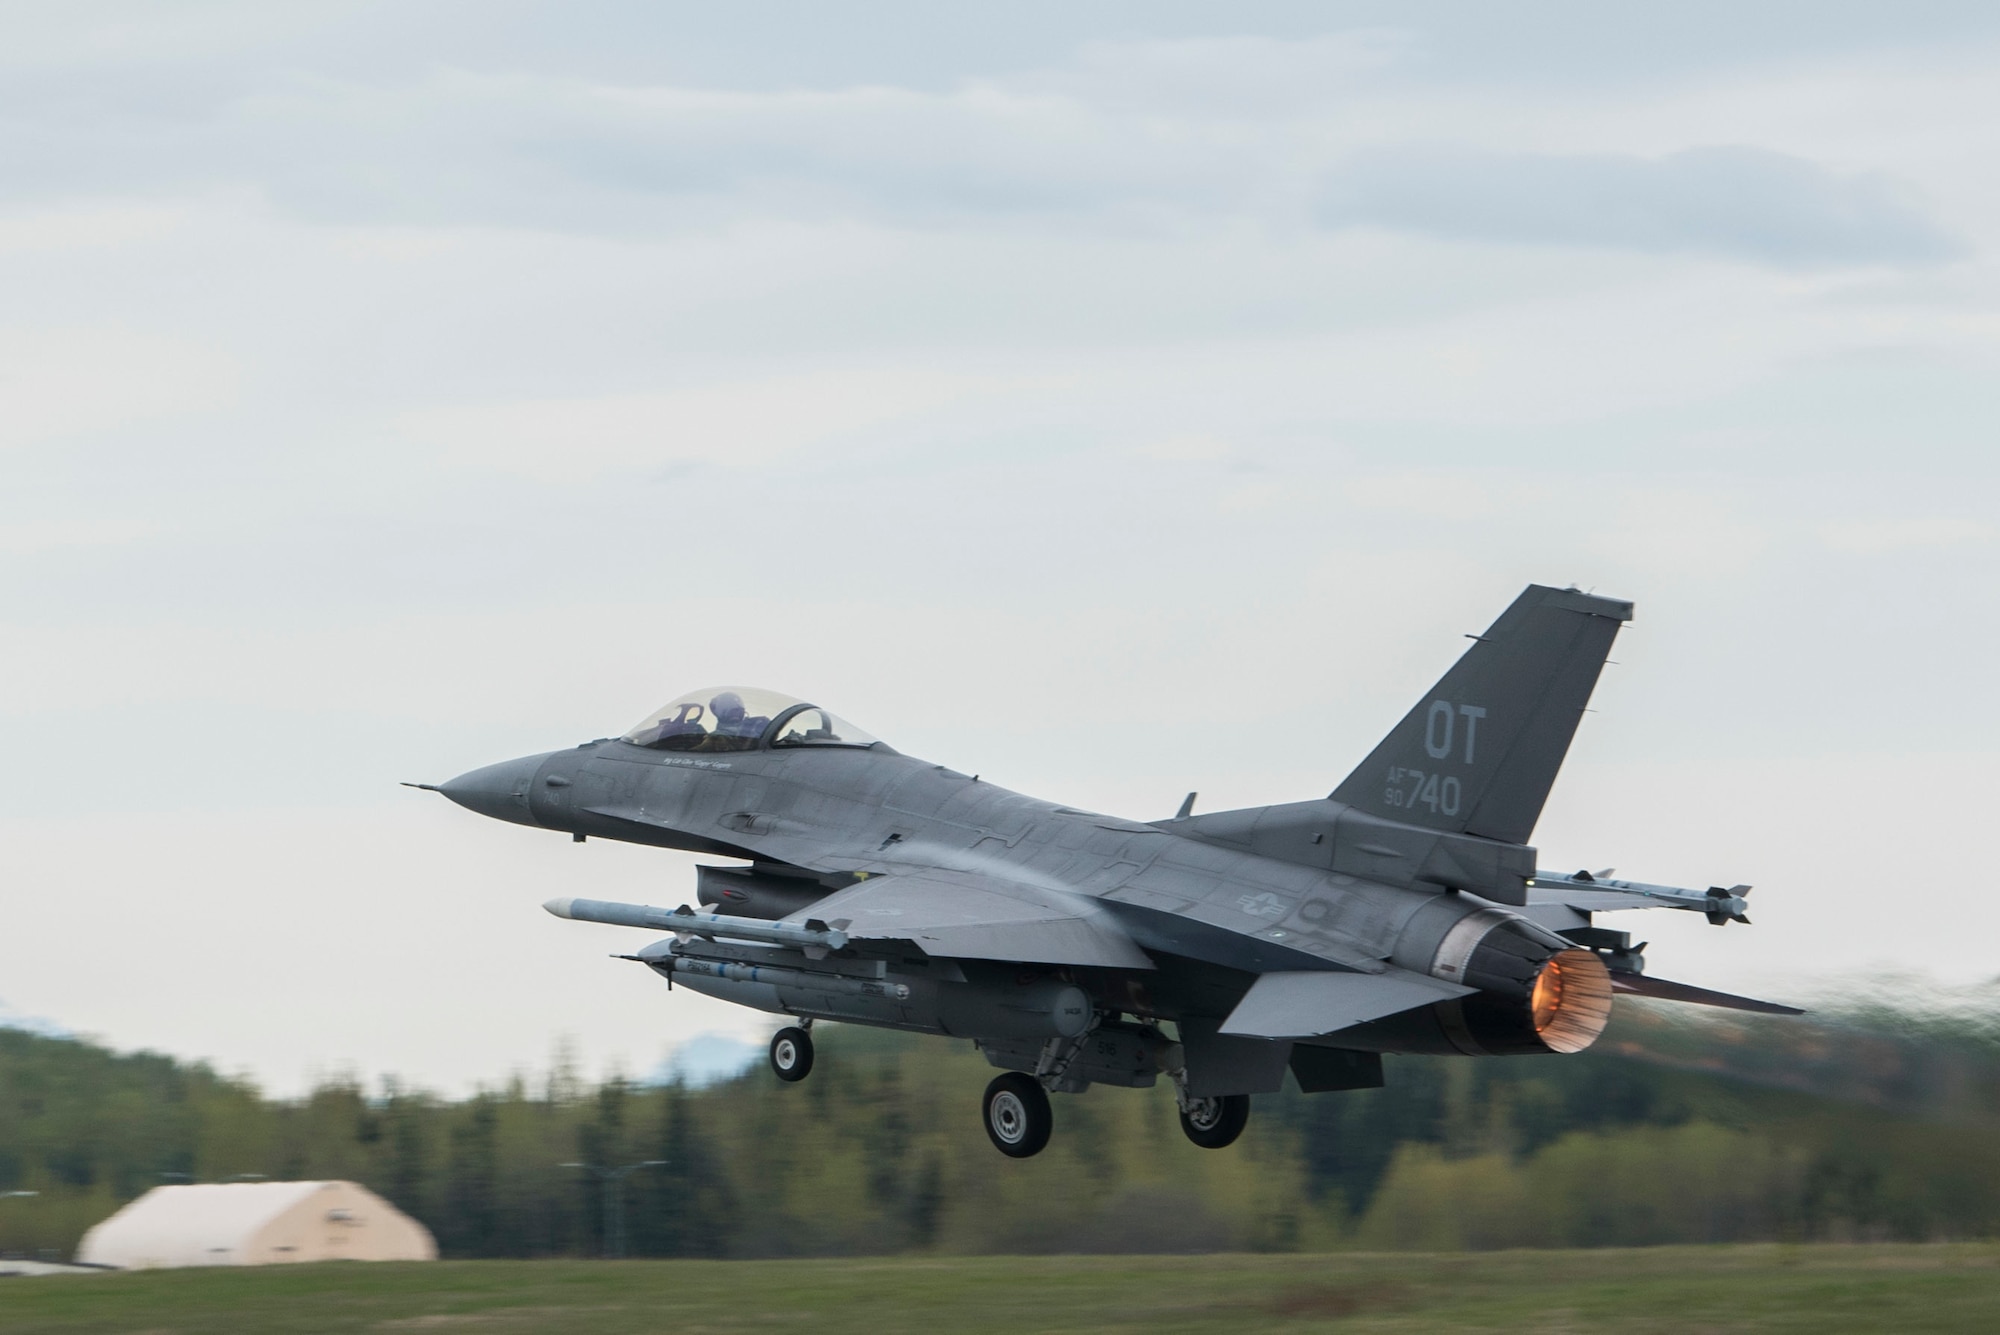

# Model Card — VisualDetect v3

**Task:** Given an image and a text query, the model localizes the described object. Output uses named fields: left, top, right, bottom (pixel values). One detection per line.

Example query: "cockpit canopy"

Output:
left=620, top=687, right=881, bottom=754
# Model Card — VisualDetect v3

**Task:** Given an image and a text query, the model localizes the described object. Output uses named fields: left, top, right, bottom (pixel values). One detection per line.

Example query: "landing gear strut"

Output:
left=982, top=1072, right=1053, bottom=1158
left=1177, top=1092, right=1250, bottom=1149
left=769, top=1026, right=814, bottom=1082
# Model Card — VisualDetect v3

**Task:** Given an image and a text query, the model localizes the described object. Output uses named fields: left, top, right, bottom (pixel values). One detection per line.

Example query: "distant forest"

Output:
left=4, top=995, right=1999, bottom=1259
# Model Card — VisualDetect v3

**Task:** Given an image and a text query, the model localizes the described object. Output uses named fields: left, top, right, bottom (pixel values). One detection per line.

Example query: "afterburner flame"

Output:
left=1529, top=948, right=1615, bottom=1054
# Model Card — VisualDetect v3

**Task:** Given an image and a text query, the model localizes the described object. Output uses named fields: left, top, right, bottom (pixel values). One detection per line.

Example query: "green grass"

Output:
left=4, top=1246, right=1999, bottom=1333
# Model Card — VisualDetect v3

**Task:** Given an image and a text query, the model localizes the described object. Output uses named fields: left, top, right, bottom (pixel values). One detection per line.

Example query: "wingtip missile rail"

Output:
left=543, top=897, right=851, bottom=951
left=1531, top=871, right=1752, bottom=925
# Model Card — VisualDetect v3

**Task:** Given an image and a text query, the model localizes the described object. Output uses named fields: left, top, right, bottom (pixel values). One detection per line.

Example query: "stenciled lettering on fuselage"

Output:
left=1384, top=700, right=1486, bottom=817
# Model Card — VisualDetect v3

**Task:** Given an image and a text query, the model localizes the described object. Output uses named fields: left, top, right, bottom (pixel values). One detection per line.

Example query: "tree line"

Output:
left=3, top=994, right=1998, bottom=1260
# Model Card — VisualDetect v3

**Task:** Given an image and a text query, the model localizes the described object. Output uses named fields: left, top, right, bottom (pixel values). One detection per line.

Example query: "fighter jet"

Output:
left=416, top=585, right=1796, bottom=1158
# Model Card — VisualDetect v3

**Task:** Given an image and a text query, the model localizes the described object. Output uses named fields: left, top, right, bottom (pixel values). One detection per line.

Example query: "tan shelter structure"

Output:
left=76, top=1181, right=436, bottom=1269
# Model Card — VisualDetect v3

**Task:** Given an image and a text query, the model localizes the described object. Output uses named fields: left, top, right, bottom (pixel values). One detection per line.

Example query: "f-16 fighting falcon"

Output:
left=415, top=585, right=1797, bottom=1158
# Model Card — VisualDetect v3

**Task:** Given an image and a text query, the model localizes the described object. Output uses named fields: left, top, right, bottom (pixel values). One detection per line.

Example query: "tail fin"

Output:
left=1330, top=585, right=1632, bottom=846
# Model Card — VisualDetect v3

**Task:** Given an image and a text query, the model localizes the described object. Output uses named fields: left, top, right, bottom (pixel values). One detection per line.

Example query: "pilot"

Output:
left=709, top=691, right=770, bottom=742
left=648, top=701, right=705, bottom=745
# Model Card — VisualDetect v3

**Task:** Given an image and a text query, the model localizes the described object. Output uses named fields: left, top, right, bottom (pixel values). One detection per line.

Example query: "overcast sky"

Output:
left=3, top=2, right=1997, bottom=1095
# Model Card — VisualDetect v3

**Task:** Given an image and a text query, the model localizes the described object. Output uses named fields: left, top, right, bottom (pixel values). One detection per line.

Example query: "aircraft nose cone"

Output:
left=439, top=752, right=555, bottom=828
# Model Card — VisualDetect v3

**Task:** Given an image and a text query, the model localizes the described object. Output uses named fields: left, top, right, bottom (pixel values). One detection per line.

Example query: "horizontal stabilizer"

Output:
left=1611, top=973, right=1803, bottom=1015
left=1220, top=969, right=1473, bottom=1038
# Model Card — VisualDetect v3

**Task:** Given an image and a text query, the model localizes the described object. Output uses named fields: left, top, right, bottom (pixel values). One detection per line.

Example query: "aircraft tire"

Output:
left=1178, top=1093, right=1249, bottom=1149
left=982, top=1072, right=1053, bottom=1158
left=769, top=1027, right=814, bottom=1082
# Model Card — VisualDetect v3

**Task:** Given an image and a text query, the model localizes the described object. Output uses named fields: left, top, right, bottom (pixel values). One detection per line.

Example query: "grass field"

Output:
left=3, top=1245, right=1998, bottom=1333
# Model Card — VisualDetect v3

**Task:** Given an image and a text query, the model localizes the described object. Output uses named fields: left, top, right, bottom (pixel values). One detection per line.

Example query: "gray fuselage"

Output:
left=451, top=731, right=1565, bottom=1062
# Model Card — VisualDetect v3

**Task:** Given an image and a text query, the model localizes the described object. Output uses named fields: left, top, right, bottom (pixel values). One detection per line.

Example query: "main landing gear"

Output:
left=979, top=1076, right=1250, bottom=1158
left=769, top=1024, right=814, bottom=1082
left=768, top=1020, right=1251, bottom=1158
left=1177, top=1092, right=1250, bottom=1149
left=982, top=1073, right=1053, bottom=1158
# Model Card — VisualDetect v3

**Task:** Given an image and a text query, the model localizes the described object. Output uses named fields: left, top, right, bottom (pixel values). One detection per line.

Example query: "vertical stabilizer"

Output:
left=1330, top=585, right=1632, bottom=846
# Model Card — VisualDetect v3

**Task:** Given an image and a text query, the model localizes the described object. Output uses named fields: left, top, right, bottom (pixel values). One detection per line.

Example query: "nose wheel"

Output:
left=769, top=1026, right=814, bottom=1082
left=982, top=1073, right=1053, bottom=1158
left=1178, top=1093, right=1249, bottom=1149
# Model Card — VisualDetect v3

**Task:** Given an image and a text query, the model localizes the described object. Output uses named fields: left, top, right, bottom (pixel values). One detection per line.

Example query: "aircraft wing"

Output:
left=1219, top=969, right=1474, bottom=1038
left=796, top=870, right=1157, bottom=970
left=581, top=802, right=1154, bottom=968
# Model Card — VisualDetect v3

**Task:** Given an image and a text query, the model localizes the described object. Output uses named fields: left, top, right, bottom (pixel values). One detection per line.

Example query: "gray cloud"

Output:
left=1317, top=146, right=1966, bottom=268
left=0, top=12, right=1974, bottom=271
left=5, top=67, right=1964, bottom=274
left=0, top=67, right=1259, bottom=233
